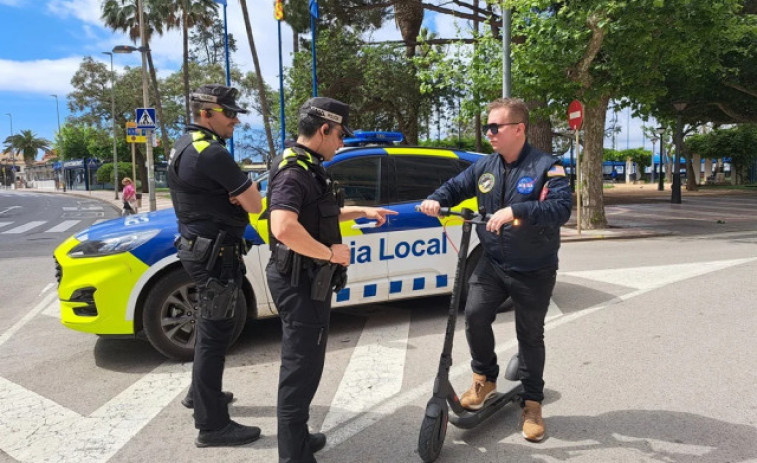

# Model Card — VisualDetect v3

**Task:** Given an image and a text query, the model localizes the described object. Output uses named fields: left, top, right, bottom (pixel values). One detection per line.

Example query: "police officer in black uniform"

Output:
left=168, top=84, right=263, bottom=447
left=266, top=97, right=397, bottom=463
left=420, top=98, right=572, bottom=443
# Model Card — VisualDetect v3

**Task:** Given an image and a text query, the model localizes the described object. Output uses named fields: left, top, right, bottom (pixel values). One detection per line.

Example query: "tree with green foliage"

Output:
left=687, top=125, right=757, bottom=184
left=189, top=16, right=237, bottom=66
left=3, top=130, right=51, bottom=166
left=162, top=0, right=219, bottom=124
left=101, top=0, right=172, bottom=154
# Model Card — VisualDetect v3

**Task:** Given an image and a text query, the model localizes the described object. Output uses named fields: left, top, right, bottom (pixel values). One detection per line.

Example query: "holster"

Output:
left=311, top=263, right=339, bottom=302
left=273, top=243, right=293, bottom=273
left=175, top=236, right=213, bottom=263
left=199, top=277, right=238, bottom=320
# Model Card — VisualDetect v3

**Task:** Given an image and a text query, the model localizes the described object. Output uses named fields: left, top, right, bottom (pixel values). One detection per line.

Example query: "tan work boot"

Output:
left=521, top=400, right=545, bottom=442
left=459, top=373, right=496, bottom=410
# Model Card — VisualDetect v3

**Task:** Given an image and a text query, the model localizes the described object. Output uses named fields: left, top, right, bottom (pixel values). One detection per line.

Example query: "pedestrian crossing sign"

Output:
left=136, top=108, right=156, bottom=129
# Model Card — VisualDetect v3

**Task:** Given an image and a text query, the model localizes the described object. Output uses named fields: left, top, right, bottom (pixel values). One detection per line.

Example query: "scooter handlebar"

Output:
left=415, top=205, right=490, bottom=223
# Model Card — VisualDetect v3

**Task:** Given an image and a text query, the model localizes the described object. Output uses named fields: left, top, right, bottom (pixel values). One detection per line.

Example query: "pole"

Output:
left=278, top=19, right=286, bottom=149
left=131, top=142, right=137, bottom=189
left=311, top=14, right=318, bottom=97
left=658, top=132, right=665, bottom=191
left=5, top=113, right=14, bottom=187
left=502, top=4, right=511, bottom=98
left=51, top=94, right=63, bottom=190
left=650, top=138, right=657, bottom=185
left=671, top=113, right=682, bottom=203
left=138, top=0, right=156, bottom=211
left=569, top=132, right=575, bottom=192
left=103, top=52, right=119, bottom=199
left=221, top=2, right=234, bottom=160
left=575, top=129, right=581, bottom=235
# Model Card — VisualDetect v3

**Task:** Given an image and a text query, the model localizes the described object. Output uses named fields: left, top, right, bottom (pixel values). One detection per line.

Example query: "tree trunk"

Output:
left=526, top=99, right=551, bottom=154
left=146, top=50, right=172, bottom=157
left=182, top=4, right=191, bottom=126
left=394, top=0, right=424, bottom=58
left=580, top=96, right=609, bottom=229
left=240, top=0, right=276, bottom=163
left=292, top=28, right=299, bottom=54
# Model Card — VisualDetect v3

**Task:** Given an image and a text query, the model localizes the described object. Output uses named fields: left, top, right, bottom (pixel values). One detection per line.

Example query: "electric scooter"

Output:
left=416, top=206, right=523, bottom=463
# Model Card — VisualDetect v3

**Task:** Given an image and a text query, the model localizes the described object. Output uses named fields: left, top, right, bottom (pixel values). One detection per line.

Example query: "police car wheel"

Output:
left=142, top=268, right=248, bottom=361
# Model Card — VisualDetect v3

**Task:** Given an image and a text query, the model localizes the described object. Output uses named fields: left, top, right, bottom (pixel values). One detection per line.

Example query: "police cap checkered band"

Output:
left=299, top=97, right=354, bottom=137
left=190, top=84, right=248, bottom=114
left=306, top=106, right=343, bottom=124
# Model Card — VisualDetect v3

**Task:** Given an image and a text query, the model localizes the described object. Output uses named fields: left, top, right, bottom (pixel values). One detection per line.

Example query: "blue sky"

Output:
left=0, top=0, right=650, bottom=159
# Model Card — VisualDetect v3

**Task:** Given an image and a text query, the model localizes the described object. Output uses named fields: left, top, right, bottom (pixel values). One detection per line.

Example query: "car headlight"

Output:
left=67, top=229, right=161, bottom=258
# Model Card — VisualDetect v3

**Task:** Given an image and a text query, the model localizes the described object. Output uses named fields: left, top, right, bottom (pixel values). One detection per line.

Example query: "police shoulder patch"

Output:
left=478, top=173, right=496, bottom=193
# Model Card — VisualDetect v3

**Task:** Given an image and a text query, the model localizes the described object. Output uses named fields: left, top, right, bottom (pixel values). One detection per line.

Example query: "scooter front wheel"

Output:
left=418, top=401, right=448, bottom=462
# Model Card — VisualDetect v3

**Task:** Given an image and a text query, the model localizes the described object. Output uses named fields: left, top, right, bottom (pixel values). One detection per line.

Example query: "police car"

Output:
left=54, top=134, right=484, bottom=360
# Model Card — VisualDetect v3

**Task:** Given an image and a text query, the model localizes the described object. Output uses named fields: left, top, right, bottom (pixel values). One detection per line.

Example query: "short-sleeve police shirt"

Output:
left=268, top=146, right=325, bottom=218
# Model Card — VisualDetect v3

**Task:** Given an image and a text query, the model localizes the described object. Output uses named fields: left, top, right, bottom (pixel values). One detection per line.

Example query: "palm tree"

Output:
left=239, top=0, right=276, bottom=162
left=164, top=0, right=219, bottom=124
left=101, top=0, right=171, bottom=155
left=4, top=130, right=51, bottom=166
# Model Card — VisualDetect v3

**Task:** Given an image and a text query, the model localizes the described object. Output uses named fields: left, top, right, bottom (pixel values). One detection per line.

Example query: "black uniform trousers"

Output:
left=266, top=262, right=331, bottom=463
left=181, top=249, right=242, bottom=431
left=464, top=255, right=557, bottom=403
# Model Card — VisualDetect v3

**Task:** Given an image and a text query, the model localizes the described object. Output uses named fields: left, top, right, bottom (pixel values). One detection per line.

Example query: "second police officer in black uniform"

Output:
left=168, top=84, right=263, bottom=447
left=266, top=97, right=397, bottom=463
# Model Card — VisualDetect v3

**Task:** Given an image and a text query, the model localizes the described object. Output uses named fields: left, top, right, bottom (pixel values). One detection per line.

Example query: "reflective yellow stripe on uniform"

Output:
left=279, top=148, right=310, bottom=171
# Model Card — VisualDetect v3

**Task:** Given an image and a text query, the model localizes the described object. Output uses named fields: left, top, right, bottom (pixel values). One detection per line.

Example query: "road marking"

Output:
left=0, top=290, right=56, bottom=349
left=63, top=206, right=103, bottom=211
left=321, top=257, right=757, bottom=451
left=45, top=220, right=81, bottom=233
left=562, top=258, right=756, bottom=291
left=2, top=220, right=46, bottom=234
left=0, top=362, right=192, bottom=463
left=0, top=206, right=21, bottom=215
left=321, top=309, right=411, bottom=433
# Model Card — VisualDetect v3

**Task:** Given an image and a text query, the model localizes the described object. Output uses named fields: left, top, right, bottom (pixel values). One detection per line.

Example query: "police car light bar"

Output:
left=343, top=131, right=404, bottom=147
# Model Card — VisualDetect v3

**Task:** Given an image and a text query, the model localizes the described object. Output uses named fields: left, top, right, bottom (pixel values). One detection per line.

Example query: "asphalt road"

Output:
left=0, top=190, right=755, bottom=463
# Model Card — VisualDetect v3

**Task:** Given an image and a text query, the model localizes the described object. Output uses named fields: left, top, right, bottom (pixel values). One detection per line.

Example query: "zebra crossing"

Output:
left=0, top=218, right=107, bottom=235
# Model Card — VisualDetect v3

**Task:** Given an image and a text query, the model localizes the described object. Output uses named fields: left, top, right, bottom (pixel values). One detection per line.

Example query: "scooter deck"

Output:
left=448, top=382, right=524, bottom=429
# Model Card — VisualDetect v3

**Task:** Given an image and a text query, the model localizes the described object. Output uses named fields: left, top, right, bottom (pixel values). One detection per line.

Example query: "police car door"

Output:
left=383, top=151, right=471, bottom=302
left=327, top=153, right=391, bottom=306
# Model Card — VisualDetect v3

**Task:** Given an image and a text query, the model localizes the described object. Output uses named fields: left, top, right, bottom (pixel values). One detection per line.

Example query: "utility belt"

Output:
left=175, top=230, right=244, bottom=271
left=272, top=242, right=348, bottom=302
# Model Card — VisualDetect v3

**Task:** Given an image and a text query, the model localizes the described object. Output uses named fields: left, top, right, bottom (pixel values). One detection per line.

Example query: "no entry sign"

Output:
left=568, top=100, right=583, bottom=130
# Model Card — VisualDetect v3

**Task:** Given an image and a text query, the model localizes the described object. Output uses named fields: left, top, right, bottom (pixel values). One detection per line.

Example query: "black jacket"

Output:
left=428, top=143, right=572, bottom=271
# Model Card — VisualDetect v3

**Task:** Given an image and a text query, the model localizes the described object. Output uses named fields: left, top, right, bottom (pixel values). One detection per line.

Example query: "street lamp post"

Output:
left=671, top=102, right=687, bottom=204
left=656, top=127, right=665, bottom=191
left=103, top=52, right=119, bottom=200
left=112, top=0, right=155, bottom=211
left=5, top=113, right=14, bottom=187
left=50, top=94, right=64, bottom=191
left=650, top=135, right=659, bottom=186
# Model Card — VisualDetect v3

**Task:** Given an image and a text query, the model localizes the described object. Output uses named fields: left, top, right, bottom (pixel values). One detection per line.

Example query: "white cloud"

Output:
left=0, top=0, right=24, bottom=6
left=47, top=0, right=103, bottom=25
left=0, top=57, right=81, bottom=94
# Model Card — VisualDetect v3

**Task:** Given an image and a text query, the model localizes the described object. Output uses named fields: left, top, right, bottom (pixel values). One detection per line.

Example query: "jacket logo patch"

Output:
left=517, top=177, right=535, bottom=194
left=548, top=165, right=566, bottom=177
left=478, top=173, right=495, bottom=193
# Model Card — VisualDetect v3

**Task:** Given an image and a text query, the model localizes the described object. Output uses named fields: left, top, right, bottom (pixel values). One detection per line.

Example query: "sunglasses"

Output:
left=483, top=122, right=522, bottom=135
left=207, top=107, right=239, bottom=119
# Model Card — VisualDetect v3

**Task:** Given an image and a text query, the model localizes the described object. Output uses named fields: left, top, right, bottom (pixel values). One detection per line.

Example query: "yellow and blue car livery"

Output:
left=54, top=144, right=484, bottom=359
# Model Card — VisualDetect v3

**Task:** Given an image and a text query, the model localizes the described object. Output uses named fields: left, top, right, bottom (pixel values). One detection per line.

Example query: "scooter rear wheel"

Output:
left=418, top=407, right=448, bottom=462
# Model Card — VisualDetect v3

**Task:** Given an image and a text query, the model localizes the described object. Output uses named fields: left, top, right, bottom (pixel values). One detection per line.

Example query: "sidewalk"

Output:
left=23, top=185, right=665, bottom=242
left=26, top=185, right=173, bottom=212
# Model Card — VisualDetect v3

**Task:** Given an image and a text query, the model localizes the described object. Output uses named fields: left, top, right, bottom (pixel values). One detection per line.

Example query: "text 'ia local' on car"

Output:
left=54, top=133, right=485, bottom=360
